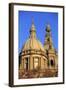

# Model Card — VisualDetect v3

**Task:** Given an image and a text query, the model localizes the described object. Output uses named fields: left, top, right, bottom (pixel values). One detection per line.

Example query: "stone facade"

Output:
left=19, top=20, right=58, bottom=79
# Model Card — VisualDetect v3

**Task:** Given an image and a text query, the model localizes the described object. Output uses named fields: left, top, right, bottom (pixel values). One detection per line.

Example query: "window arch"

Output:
left=47, top=38, right=50, bottom=41
left=50, top=60, right=54, bottom=66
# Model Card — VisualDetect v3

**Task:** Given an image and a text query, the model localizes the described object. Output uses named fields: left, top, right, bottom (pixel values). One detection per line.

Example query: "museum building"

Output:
left=19, top=20, right=58, bottom=78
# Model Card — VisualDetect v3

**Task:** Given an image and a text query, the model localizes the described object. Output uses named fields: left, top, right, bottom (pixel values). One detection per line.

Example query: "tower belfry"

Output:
left=44, top=24, right=54, bottom=50
left=44, top=24, right=57, bottom=69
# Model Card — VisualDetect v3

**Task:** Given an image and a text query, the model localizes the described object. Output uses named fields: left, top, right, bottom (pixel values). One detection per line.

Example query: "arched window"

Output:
left=51, top=60, right=54, bottom=66
left=47, top=38, right=50, bottom=41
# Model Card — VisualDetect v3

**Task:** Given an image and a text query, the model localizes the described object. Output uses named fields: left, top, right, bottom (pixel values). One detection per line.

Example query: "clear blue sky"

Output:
left=18, top=11, right=58, bottom=53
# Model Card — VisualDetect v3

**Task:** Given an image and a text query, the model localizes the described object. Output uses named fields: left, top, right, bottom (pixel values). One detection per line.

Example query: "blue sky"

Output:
left=18, top=11, right=58, bottom=53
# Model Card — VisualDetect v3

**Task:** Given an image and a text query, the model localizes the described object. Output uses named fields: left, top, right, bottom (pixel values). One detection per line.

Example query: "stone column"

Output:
left=29, top=55, right=33, bottom=70
left=41, top=57, right=44, bottom=70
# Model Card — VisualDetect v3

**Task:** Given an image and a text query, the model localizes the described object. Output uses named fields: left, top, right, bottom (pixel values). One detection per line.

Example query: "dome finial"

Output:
left=30, top=18, right=36, bottom=38
left=30, top=18, right=36, bottom=32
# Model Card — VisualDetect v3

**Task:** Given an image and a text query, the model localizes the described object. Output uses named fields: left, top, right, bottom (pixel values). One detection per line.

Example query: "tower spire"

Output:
left=46, top=24, right=51, bottom=32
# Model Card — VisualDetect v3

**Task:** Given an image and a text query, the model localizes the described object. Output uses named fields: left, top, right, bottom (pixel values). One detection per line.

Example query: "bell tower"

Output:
left=44, top=24, right=58, bottom=69
left=44, top=24, right=54, bottom=50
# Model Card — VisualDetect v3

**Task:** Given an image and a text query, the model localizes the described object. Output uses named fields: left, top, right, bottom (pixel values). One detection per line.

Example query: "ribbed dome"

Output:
left=22, top=38, right=45, bottom=52
left=21, top=19, right=45, bottom=52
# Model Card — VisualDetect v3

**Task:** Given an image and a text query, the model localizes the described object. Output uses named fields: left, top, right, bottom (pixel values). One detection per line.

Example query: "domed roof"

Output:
left=22, top=38, right=45, bottom=52
left=22, top=19, right=45, bottom=52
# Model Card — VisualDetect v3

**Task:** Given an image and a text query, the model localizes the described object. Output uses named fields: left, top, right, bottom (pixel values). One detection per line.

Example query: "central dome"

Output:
left=22, top=19, right=45, bottom=52
left=22, top=38, right=44, bottom=51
